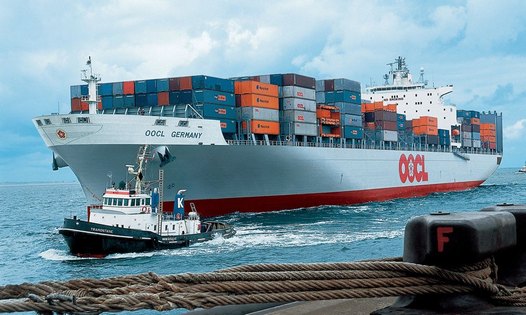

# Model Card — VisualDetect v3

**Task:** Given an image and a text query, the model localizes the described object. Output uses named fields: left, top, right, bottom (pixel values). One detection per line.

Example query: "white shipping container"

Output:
left=281, top=122, right=317, bottom=136
left=463, top=139, right=473, bottom=147
left=472, top=140, right=481, bottom=148
left=342, top=114, right=362, bottom=127
left=281, top=86, right=316, bottom=100
left=238, top=107, right=279, bottom=122
left=259, top=75, right=271, bottom=84
left=282, top=110, right=317, bottom=123
left=376, top=130, right=398, bottom=142
left=282, top=98, right=316, bottom=112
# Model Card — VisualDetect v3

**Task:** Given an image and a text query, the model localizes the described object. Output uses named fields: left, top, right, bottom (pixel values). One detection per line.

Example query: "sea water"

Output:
left=1, top=167, right=525, bottom=313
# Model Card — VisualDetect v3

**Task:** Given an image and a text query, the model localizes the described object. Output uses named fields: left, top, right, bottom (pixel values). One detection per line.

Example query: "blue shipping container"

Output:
left=146, top=80, right=157, bottom=93
left=70, top=85, right=82, bottom=98
left=80, top=84, right=88, bottom=96
left=169, top=91, right=180, bottom=105
left=219, top=119, right=236, bottom=133
left=438, top=129, right=450, bottom=138
left=397, top=114, right=406, bottom=122
left=191, top=75, right=235, bottom=93
left=332, top=102, right=361, bottom=115
left=179, top=90, right=193, bottom=104
left=113, top=95, right=125, bottom=108
left=343, top=126, right=364, bottom=139
left=331, top=90, right=361, bottom=104
left=99, top=83, right=114, bottom=96
left=113, top=82, right=123, bottom=95
left=135, top=81, right=147, bottom=94
left=157, top=78, right=169, bottom=92
left=124, top=95, right=135, bottom=107
left=269, top=74, right=283, bottom=86
left=135, top=94, right=147, bottom=108
left=193, top=90, right=235, bottom=106
left=147, top=93, right=158, bottom=107
left=201, top=104, right=236, bottom=120
left=101, top=95, right=113, bottom=109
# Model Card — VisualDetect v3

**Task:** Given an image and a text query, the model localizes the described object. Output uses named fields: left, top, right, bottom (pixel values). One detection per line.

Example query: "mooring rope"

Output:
left=0, top=257, right=524, bottom=313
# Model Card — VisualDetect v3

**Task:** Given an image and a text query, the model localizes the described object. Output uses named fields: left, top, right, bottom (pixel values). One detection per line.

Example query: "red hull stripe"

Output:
left=162, top=180, right=484, bottom=218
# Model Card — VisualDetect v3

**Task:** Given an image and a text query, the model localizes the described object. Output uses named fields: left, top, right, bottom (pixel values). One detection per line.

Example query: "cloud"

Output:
left=504, top=119, right=526, bottom=140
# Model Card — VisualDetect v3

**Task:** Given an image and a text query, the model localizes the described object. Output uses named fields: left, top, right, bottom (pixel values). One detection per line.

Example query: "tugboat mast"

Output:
left=81, top=56, right=101, bottom=114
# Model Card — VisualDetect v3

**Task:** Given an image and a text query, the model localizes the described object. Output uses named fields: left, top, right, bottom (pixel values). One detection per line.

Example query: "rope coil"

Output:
left=0, top=257, right=524, bottom=313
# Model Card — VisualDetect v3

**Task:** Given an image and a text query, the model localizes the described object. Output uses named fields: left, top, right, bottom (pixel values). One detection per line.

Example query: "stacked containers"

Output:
left=279, top=74, right=317, bottom=137
left=438, top=129, right=451, bottom=146
left=235, top=80, right=280, bottom=135
left=316, top=105, right=341, bottom=137
left=70, top=84, right=102, bottom=112
left=316, top=78, right=362, bottom=140
left=480, top=123, right=496, bottom=150
left=457, top=110, right=481, bottom=148
left=413, top=116, right=439, bottom=145
left=481, top=111, right=503, bottom=152
left=361, top=101, right=398, bottom=141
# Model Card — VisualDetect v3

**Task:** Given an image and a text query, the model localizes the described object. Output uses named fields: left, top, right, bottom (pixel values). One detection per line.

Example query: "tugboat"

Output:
left=58, top=145, right=235, bottom=257
left=519, top=161, right=526, bottom=173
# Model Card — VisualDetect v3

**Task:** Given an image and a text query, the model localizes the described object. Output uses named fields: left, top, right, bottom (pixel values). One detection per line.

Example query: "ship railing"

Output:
left=226, top=139, right=500, bottom=156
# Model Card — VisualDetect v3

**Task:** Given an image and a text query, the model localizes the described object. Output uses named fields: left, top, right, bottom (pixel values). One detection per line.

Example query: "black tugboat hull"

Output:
left=59, top=218, right=235, bottom=257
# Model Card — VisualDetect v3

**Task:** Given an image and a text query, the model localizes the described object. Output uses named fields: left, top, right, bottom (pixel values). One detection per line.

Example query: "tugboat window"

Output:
left=131, top=199, right=135, bottom=206
left=124, top=199, right=129, bottom=206
left=146, top=198, right=151, bottom=205
left=154, top=225, right=157, bottom=231
left=118, top=199, right=123, bottom=206
left=165, top=225, right=168, bottom=231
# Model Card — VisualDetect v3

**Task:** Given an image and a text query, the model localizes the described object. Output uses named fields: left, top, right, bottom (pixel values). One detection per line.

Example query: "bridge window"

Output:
left=36, top=120, right=43, bottom=126
left=62, top=117, right=71, bottom=124
left=77, top=117, right=90, bottom=123
left=155, top=119, right=166, bottom=126
left=44, top=119, right=52, bottom=125
left=178, top=120, right=189, bottom=127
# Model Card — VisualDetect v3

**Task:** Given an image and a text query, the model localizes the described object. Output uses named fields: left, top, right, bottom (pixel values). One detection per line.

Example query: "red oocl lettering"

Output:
left=398, top=154, right=429, bottom=183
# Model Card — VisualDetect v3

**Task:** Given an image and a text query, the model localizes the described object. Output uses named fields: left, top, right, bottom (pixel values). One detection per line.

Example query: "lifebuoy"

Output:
left=141, top=206, right=149, bottom=214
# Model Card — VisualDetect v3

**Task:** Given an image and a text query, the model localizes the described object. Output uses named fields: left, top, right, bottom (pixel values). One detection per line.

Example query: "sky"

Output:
left=0, top=0, right=525, bottom=183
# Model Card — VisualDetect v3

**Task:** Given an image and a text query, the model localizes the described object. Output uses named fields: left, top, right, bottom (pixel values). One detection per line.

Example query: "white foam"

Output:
left=39, top=249, right=87, bottom=261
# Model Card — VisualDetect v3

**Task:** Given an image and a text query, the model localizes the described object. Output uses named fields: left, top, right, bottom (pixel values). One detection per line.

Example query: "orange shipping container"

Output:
left=480, top=129, right=496, bottom=137
left=317, top=109, right=331, bottom=118
left=481, top=135, right=496, bottom=142
left=158, top=91, right=169, bottom=106
left=413, top=125, right=438, bottom=136
left=480, top=123, right=496, bottom=131
left=179, top=76, right=192, bottom=90
left=239, top=94, right=279, bottom=109
left=470, top=118, right=480, bottom=125
left=242, top=120, right=280, bottom=135
left=364, top=103, right=375, bottom=112
left=413, top=116, right=438, bottom=127
left=384, top=104, right=397, bottom=112
left=123, top=81, right=135, bottom=95
left=235, top=80, right=278, bottom=97
left=373, top=101, right=384, bottom=110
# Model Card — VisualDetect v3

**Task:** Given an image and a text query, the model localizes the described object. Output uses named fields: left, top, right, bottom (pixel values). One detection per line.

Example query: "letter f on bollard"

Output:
left=437, top=226, right=453, bottom=253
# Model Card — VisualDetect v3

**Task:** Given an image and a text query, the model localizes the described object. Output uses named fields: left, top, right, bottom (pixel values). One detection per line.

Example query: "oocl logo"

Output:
left=399, top=154, right=429, bottom=183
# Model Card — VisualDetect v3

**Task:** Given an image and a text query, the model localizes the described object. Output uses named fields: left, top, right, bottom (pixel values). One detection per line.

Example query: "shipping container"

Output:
left=124, top=95, right=135, bottom=107
left=193, top=90, right=235, bottom=106
left=99, top=83, right=113, bottom=96
left=341, top=114, right=362, bottom=127
left=169, top=91, right=179, bottom=105
left=71, top=97, right=81, bottom=111
left=169, top=78, right=180, bottom=91
left=472, top=132, right=481, bottom=140
left=112, top=82, right=123, bottom=95
left=243, top=120, right=280, bottom=135
left=332, top=102, right=361, bottom=115
left=374, top=110, right=397, bottom=122
left=282, top=73, right=316, bottom=89
left=438, top=129, right=450, bottom=138
left=135, top=80, right=147, bottom=94
left=364, top=112, right=375, bottom=123
left=375, top=121, right=398, bottom=131
left=364, top=122, right=376, bottom=130
left=179, top=77, right=193, bottom=90
left=473, top=140, right=481, bottom=148
left=315, top=91, right=326, bottom=104
left=282, top=110, right=317, bottom=123
left=376, top=130, right=398, bottom=142
left=461, top=131, right=472, bottom=140
left=326, top=90, right=361, bottom=104
left=316, top=109, right=331, bottom=119
left=259, top=75, right=271, bottom=83
left=439, top=137, right=451, bottom=146
left=319, top=125, right=341, bottom=137
left=343, top=126, right=364, bottom=139
left=147, top=93, right=158, bottom=107
left=219, top=119, right=237, bottom=133
left=135, top=94, right=147, bottom=108
left=123, top=81, right=135, bottom=95
left=113, top=95, right=124, bottom=108
left=238, top=107, right=279, bottom=122
left=281, top=86, right=316, bottom=100
left=199, top=104, right=236, bottom=120
left=268, top=74, right=283, bottom=86
left=192, top=75, right=234, bottom=93
left=427, top=135, right=439, bottom=145
left=334, top=78, right=361, bottom=93
left=101, top=95, right=113, bottom=109
left=413, top=125, right=438, bottom=136
left=397, top=114, right=406, bottom=122
left=80, top=84, right=88, bottom=96
left=239, top=94, right=279, bottom=109
left=480, top=123, right=496, bottom=131
left=281, top=98, right=316, bottom=112
left=234, top=80, right=278, bottom=97
left=179, top=90, right=193, bottom=104
left=413, top=116, right=438, bottom=127
left=70, top=85, right=82, bottom=98
left=146, top=79, right=157, bottom=94
left=280, top=122, right=317, bottom=136
left=157, top=92, right=169, bottom=106
left=155, top=78, right=169, bottom=92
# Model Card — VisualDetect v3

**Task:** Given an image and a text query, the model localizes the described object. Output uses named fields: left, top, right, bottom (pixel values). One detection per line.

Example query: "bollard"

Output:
left=374, top=211, right=518, bottom=314
left=481, top=203, right=526, bottom=287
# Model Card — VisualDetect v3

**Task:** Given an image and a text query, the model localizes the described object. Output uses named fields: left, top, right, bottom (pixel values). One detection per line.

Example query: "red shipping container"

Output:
left=364, top=122, right=375, bottom=130
left=169, top=77, right=180, bottom=91
left=123, top=81, right=135, bottom=95
left=324, top=79, right=334, bottom=91
left=316, top=109, right=331, bottom=118
left=80, top=100, right=102, bottom=111
left=158, top=92, right=169, bottom=106
left=375, top=121, right=398, bottom=131
left=179, top=76, right=192, bottom=90
left=480, top=123, right=496, bottom=131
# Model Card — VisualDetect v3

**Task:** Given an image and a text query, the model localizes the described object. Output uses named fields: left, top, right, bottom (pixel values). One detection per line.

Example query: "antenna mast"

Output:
left=80, top=56, right=101, bottom=114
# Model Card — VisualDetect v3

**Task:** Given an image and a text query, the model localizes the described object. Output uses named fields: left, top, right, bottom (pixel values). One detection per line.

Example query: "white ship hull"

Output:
left=33, top=114, right=501, bottom=217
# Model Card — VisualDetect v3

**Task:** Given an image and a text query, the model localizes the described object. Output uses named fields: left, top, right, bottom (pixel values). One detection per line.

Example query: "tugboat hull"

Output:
left=59, top=218, right=235, bottom=257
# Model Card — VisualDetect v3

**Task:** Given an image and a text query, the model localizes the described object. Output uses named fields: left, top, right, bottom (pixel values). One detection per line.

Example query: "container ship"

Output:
left=33, top=57, right=503, bottom=217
